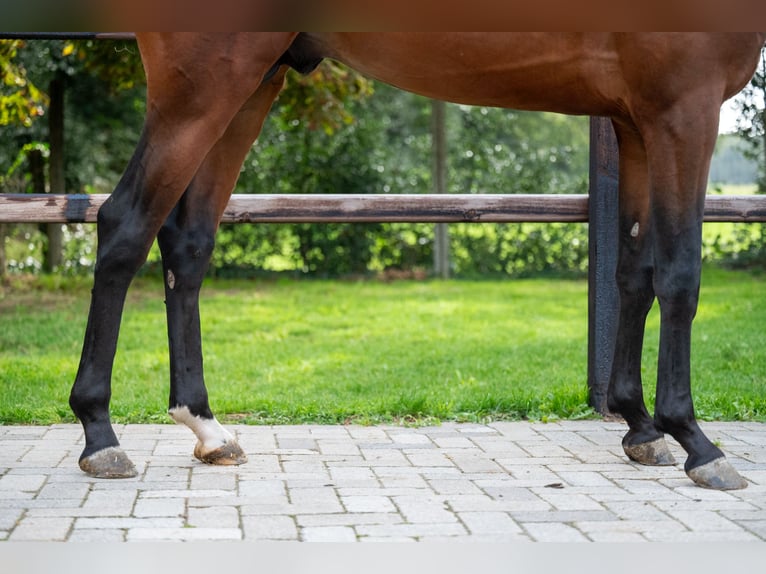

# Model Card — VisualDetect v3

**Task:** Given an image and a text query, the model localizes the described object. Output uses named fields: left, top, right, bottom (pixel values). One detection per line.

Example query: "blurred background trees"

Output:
left=1, top=39, right=764, bottom=279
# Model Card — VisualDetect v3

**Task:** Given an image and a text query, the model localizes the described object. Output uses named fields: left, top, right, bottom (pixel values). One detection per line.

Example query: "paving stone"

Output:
left=512, top=510, right=616, bottom=523
left=36, top=481, right=90, bottom=502
left=288, top=487, right=343, bottom=513
left=432, top=437, right=475, bottom=449
left=448, top=454, right=505, bottom=474
left=187, top=505, right=240, bottom=529
left=531, top=489, right=605, bottom=511
left=9, top=516, right=73, bottom=541
left=74, top=517, right=185, bottom=529
left=329, top=466, right=377, bottom=482
left=361, top=448, right=411, bottom=466
left=242, top=514, right=298, bottom=540
left=429, top=479, right=483, bottom=495
left=81, top=489, right=137, bottom=516
left=189, top=469, right=238, bottom=491
left=586, top=530, right=648, bottom=542
left=67, top=528, right=126, bottom=542
left=643, top=529, right=761, bottom=542
left=406, top=451, right=454, bottom=467
left=574, top=519, right=688, bottom=537
left=394, top=495, right=457, bottom=523
left=356, top=522, right=467, bottom=539
left=670, top=509, right=748, bottom=532
left=522, top=522, right=589, bottom=542
left=127, top=527, right=242, bottom=541
left=447, top=493, right=551, bottom=513
left=0, top=508, right=23, bottom=530
left=297, top=513, right=404, bottom=527
left=341, top=495, right=397, bottom=513
left=317, top=440, right=361, bottom=456
left=2, top=421, right=766, bottom=542
left=389, top=432, right=433, bottom=446
left=133, top=497, right=185, bottom=518
left=0, top=474, right=47, bottom=492
left=301, top=525, right=357, bottom=541
left=458, top=511, right=522, bottom=535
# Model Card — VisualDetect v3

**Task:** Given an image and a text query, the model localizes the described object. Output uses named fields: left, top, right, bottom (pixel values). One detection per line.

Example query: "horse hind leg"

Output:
left=158, top=67, right=289, bottom=467
left=642, top=104, right=746, bottom=490
left=158, top=198, right=246, bottom=467
left=606, top=121, right=675, bottom=468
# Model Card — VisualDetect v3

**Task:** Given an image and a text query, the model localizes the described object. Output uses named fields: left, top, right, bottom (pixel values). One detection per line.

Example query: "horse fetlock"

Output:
left=686, top=457, right=748, bottom=490
left=79, top=447, right=138, bottom=479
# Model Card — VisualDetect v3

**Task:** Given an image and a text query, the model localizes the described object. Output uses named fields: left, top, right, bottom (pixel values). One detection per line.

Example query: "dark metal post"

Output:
left=432, top=99, right=450, bottom=278
left=587, top=117, right=620, bottom=414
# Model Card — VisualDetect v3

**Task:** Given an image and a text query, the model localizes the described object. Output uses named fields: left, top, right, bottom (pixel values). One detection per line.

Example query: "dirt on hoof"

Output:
left=79, top=447, right=138, bottom=479
left=193, top=440, right=247, bottom=466
left=623, top=436, right=677, bottom=466
left=687, top=457, right=748, bottom=490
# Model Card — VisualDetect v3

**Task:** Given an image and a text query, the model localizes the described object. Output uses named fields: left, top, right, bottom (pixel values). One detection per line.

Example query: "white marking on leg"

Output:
left=630, top=222, right=640, bottom=237
left=169, top=406, right=234, bottom=451
left=167, top=269, right=176, bottom=289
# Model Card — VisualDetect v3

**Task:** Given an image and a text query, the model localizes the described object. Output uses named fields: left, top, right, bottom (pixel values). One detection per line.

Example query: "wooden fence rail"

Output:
left=2, top=192, right=766, bottom=225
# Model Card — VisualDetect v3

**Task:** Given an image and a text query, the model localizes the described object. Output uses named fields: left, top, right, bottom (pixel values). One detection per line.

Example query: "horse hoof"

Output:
left=193, top=440, right=247, bottom=466
left=79, top=447, right=138, bottom=479
left=623, top=436, right=677, bottom=466
left=687, top=457, right=748, bottom=490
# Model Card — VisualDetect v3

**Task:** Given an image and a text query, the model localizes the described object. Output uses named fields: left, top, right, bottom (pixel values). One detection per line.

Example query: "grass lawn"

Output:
left=0, top=266, right=764, bottom=425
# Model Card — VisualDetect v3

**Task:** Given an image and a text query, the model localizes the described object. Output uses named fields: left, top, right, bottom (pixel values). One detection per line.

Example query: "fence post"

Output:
left=432, top=99, right=450, bottom=278
left=587, top=117, right=620, bottom=414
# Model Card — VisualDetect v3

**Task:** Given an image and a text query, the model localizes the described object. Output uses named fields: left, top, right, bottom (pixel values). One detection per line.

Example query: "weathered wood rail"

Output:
left=2, top=192, right=765, bottom=225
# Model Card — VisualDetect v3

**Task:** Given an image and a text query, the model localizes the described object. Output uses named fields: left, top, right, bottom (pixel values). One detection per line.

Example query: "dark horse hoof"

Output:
left=79, top=447, right=138, bottom=479
left=623, top=436, right=677, bottom=466
left=193, top=440, right=247, bottom=466
left=687, top=457, right=748, bottom=490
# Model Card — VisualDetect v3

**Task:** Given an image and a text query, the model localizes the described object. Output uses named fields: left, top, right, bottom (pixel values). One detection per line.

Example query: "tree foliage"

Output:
left=0, top=40, right=48, bottom=128
left=734, top=47, right=766, bottom=192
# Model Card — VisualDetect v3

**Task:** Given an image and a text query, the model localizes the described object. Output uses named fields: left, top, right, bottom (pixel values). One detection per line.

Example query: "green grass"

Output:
left=1, top=267, right=765, bottom=425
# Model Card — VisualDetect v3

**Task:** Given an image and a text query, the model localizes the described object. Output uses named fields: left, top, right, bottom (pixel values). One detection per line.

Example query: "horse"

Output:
left=68, top=33, right=765, bottom=489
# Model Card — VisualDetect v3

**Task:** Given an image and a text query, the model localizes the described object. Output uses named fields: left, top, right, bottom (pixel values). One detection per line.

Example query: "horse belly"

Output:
left=314, top=32, right=623, bottom=116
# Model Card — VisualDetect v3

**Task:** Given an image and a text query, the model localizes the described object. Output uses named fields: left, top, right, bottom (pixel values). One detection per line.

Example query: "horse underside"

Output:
left=67, top=33, right=765, bottom=489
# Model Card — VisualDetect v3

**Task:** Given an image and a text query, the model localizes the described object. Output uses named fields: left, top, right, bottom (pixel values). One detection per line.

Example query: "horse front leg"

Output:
left=68, top=34, right=296, bottom=478
left=69, top=132, right=190, bottom=478
left=158, top=68, right=288, bottom=466
left=644, top=107, right=747, bottom=490
left=606, top=122, right=675, bottom=467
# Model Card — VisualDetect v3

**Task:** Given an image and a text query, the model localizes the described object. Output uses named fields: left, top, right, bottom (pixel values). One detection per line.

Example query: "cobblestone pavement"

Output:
left=1, top=420, right=765, bottom=542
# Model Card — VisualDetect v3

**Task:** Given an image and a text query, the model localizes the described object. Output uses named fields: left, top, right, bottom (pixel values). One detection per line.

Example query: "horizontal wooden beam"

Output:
left=0, top=193, right=589, bottom=224
left=1, top=193, right=766, bottom=224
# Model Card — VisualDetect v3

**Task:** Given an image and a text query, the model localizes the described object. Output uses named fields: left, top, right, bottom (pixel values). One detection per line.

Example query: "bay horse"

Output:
left=69, top=33, right=765, bottom=489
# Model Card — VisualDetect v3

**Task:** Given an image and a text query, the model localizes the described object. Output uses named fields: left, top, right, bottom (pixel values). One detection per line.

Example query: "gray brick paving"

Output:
left=0, top=421, right=765, bottom=542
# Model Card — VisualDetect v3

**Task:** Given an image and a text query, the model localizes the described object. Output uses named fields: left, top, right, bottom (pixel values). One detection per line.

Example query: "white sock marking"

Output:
left=169, top=406, right=233, bottom=450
